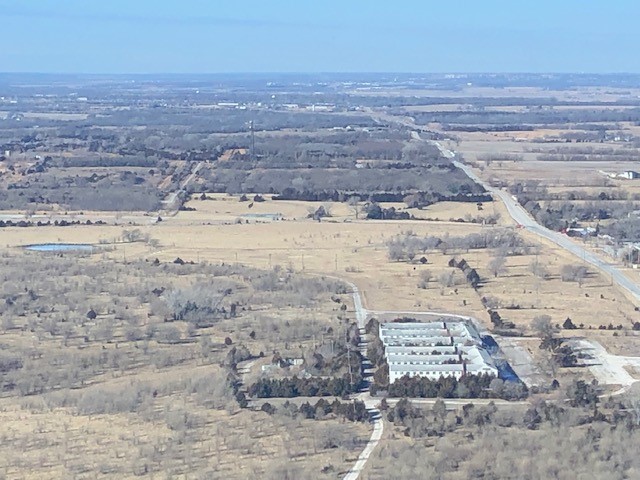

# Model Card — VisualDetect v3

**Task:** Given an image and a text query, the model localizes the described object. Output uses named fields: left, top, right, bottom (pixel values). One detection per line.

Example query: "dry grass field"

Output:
left=0, top=389, right=370, bottom=479
left=7, top=72, right=640, bottom=479
left=3, top=195, right=639, bottom=330
left=0, top=245, right=370, bottom=479
left=3, top=194, right=639, bottom=359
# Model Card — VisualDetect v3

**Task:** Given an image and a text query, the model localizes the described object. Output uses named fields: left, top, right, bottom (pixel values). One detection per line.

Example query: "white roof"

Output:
left=380, top=320, right=497, bottom=383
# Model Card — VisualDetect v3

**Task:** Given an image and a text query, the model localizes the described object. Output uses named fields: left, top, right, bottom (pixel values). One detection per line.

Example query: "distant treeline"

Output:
left=415, top=108, right=640, bottom=126
left=272, top=189, right=492, bottom=204
left=56, top=156, right=163, bottom=168
left=446, top=125, right=535, bottom=132
left=0, top=219, right=107, bottom=228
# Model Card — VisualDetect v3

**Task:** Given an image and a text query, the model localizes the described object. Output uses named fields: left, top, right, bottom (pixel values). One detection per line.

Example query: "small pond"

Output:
left=24, top=243, right=94, bottom=252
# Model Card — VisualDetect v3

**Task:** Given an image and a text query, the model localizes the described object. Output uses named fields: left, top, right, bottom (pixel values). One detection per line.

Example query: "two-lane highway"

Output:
left=430, top=139, right=640, bottom=304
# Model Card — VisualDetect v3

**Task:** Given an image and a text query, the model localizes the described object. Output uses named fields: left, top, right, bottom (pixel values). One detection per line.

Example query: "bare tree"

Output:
left=529, top=259, right=549, bottom=279
left=560, top=264, right=588, bottom=286
left=121, top=229, right=144, bottom=243
left=532, top=314, right=555, bottom=340
left=488, top=255, right=507, bottom=278
left=438, top=271, right=457, bottom=288
left=417, top=270, right=433, bottom=289
left=347, top=196, right=361, bottom=219
left=537, top=348, right=558, bottom=379
left=406, top=246, right=417, bottom=263
left=388, top=243, right=405, bottom=262
left=624, top=383, right=640, bottom=426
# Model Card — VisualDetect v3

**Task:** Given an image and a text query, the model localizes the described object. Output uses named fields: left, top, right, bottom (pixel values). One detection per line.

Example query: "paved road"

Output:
left=342, top=416, right=383, bottom=480
left=568, top=338, right=640, bottom=388
left=341, top=279, right=382, bottom=480
left=429, top=140, right=640, bottom=305
left=384, top=397, right=528, bottom=409
left=236, top=359, right=258, bottom=395
left=161, top=161, right=203, bottom=211
left=348, top=280, right=368, bottom=328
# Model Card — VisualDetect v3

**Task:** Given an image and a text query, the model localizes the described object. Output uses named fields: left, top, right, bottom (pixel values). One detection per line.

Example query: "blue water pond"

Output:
left=24, top=243, right=94, bottom=252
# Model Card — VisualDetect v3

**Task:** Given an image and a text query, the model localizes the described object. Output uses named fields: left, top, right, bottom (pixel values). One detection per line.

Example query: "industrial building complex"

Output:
left=379, top=320, right=499, bottom=383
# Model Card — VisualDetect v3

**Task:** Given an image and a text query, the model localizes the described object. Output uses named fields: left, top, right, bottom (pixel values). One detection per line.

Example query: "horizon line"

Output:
left=2, top=71, right=640, bottom=77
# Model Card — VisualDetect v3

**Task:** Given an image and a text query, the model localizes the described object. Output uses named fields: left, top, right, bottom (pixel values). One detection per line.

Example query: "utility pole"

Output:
left=346, top=328, right=354, bottom=388
left=535, top=248, right=540, bottom=305
left=249, top=120, right=255, bottom=160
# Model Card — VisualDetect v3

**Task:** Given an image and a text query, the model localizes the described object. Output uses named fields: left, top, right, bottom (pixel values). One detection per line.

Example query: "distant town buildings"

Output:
left=379, top=320, right=498, bottom=383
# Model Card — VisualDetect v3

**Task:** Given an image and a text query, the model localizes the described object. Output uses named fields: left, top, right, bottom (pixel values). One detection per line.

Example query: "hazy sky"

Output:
left=2, top=0, right=640, bottom=73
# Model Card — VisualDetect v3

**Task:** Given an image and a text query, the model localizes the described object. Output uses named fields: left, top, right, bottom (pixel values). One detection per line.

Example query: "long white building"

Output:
left=379, top=320, right=498, bottom=383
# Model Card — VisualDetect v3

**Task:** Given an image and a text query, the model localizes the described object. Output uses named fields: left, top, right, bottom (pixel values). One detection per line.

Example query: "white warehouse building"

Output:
left=379, top=320, right=499, bottom=383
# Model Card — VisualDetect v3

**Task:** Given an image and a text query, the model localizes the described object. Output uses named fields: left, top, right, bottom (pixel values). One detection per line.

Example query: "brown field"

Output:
left=0, top=387, right=370, bottom=479
left=407, top=200, right=511, bottom=223
left=0, top=236, right=371, bottom=479
left=3, top=195, right=639, bottom=343
left=447, top=136, right=640, bottom=188
left=7, top=73, right=640, bottom=479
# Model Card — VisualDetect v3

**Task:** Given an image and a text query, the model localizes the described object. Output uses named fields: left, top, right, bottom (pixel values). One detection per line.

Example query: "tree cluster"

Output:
left=387, top=229, right=528, bottom=264
left=248, top=374, right=360, bottom=398
left=365, top=202, right=411, bottom=220
left=0, top=219, right=107, bottom=228
left=260, top=398, right=369, bottom=423
left=448, top=257, right=481, bottom=289
left=388, top=373, right=528, bottom=400
left=534, top=315, right=577, bottom=369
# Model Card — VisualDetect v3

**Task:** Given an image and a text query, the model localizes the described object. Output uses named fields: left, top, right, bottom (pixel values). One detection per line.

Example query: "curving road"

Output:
left=429, top=140, right=640, bottom=305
